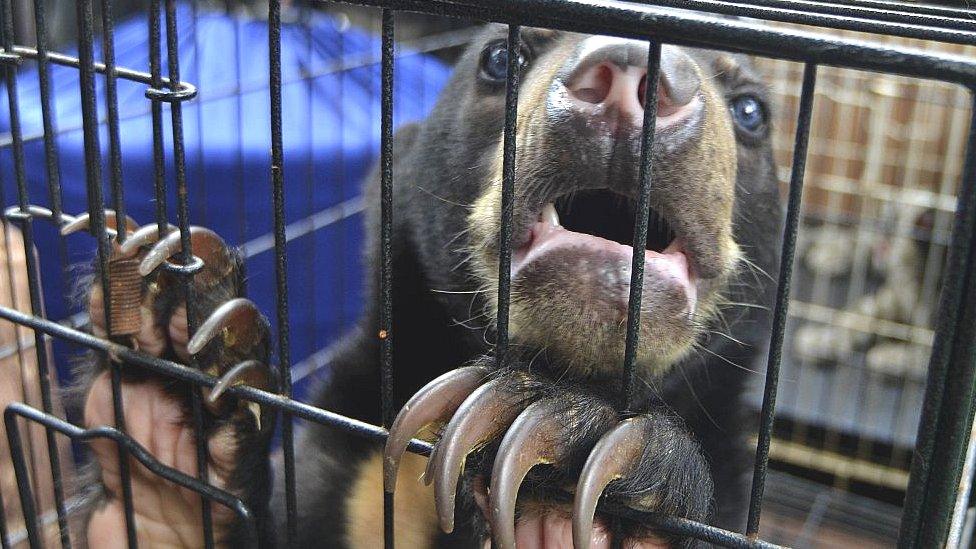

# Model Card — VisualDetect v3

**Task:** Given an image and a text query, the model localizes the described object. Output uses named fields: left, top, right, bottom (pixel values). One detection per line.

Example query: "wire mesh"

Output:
left=0, top=1, right=972, bottom=548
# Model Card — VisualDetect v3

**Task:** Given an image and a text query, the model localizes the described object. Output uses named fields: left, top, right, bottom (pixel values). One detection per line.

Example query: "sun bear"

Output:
left=78, top=25, right=780, bottom=548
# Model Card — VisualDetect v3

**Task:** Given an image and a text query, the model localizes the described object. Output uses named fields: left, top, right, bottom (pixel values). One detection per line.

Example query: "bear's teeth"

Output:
left=541, top=203, right=560, bottom=226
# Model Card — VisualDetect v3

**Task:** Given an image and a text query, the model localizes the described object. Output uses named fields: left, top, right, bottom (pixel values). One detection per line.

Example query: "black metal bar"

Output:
left=746, top=62, right=817, bottom=537
left=0, top=2, right=971, bottom=88
left=325, top=0, right=976, bottom=85
left=5, top=45, right=196, bottom=96
left=99, top=0, right=126, bottom=247
left=34, top=2, right=67, bottom=233
left=4, top=403, right=260, bottom=549
left=4, top=403, right=41, bottom=548
left=899, top=94, right=976, bottom=549
left=161, top=0, right=215, bottom=545
left=380, top=9, right=396, bottom=549
left=0, top=0, right=70, bottom=545
left=621, top=40, right=661, bottom=411
left=742, top=0, right=976, bottom=21
left=0, top=208, right=36, bottom=523
left=148, top=0, right=169, bottom=234
left=712, top=0, right=976, bottom=28
left=30, top=0, right=72, bottom=306
left=73, top=1, right=139, bottom=546
left=0, top=300, right=435, bottom=452
left=267, top=1, right=297, bottom=546
left=606, top=504, right=783, bottom=549
left=493, top=24, right=520, bottom=363
left=634, top=0, right=976, bottom=46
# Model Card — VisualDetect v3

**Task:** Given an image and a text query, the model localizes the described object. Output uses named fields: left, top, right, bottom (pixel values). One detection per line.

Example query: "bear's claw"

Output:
left=428, top=375, right=530, bottom=534
left=573, top=416, right=654, bottom=549
left=382, top=365, right=489, bottom=493
left=118, top=223, right=176, bottom=256
left=489, top=396, right=578, bottom=548
left=67, top=213, right=277, bottom=546
left=189, top=298, right=273, bottom=426
left=386, top=367, right=702, bottom=548
left=138, top=225, right=237, bottom=282
left=60, top=209, right=138, bottom=238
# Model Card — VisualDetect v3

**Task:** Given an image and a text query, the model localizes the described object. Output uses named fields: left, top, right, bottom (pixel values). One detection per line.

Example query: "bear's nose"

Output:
left=564, top=39, right=701, bottom=126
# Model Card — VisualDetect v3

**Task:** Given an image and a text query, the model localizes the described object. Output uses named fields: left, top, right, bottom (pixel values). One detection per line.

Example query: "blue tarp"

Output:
left=0, top=6, right=450, bottom=393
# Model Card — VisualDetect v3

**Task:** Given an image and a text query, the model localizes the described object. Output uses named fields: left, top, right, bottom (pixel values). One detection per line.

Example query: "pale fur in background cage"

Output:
left=752, top=27, right=974, bottom=494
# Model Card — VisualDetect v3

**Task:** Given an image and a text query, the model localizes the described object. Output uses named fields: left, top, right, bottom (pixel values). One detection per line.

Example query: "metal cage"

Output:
left=0, top=0, right=974, bottom=548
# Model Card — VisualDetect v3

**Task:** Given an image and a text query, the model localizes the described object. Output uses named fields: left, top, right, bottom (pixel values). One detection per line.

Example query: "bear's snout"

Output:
left=558, top=38, right=704, bottom=140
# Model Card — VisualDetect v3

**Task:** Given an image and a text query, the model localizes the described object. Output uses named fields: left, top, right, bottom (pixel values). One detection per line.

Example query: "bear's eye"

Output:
left=730, top=94, right=767, bottom=135
left=479, top=39, right=526, bottom=83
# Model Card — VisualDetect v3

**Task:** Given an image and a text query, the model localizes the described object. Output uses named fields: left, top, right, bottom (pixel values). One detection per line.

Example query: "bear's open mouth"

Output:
left=556, top=189, right=676, bottom=252
left=512, top=188, right=697, bottom=313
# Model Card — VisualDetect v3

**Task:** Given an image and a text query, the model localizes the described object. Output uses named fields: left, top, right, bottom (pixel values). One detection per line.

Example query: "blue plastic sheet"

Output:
left=0, top=5, right=450, bottom=392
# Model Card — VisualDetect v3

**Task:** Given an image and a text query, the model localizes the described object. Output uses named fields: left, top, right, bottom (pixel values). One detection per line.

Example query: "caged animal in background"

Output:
left=77, top=26, right=782, bottom=548
left=792, top=203, right=939, bottom=381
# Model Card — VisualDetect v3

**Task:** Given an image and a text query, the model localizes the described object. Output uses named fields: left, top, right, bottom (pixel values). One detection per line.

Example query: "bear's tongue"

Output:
left=512, top=204, right=697, bottom=313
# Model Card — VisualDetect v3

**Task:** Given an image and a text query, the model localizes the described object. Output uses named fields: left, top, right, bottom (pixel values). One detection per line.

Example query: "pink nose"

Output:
left=565, top=44, right=700, bottom=122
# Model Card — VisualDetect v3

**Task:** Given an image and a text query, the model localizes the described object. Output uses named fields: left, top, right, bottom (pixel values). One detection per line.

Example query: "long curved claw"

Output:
left=431, top=377, right=529, bottom=533
left=572, top=417, right=651, bottom=549
left=187, top=298, right=264, bottom=356
left=206, top=359, right=268, bottom=404
left=61, top=210, right=137, bottom=237
left=138, top=226, right=234, bottom=279
left=383, top=366, right=489, bottom=494
left=119, top=223, right=175, bottom=257
left=138, top=229, right=185, bottom=274
left=489, top=397, right=571, bottom=549
left=205, top=359, right=271, bottom=430
left=4, top=205, right=73, bottom=225
left=423, top=439, right=441, bottom=488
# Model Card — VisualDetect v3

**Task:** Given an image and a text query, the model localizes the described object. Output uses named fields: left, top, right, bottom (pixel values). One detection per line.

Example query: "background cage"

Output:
left=0, top=0, right=973, bottom=548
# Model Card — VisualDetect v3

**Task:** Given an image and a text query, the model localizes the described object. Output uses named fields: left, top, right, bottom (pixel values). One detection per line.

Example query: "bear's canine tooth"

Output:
left=541, top=202, right=560, bottom=226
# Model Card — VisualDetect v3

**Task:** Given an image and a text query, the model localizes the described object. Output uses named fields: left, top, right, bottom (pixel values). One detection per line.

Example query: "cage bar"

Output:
left=337, top=0, right=976, bottom=83
left=4, top=402, right=259, bottom=548
left=726, top=0, right=976, bottom=29
left=75, top=0, right=138, bottom=543
left=493, top=24, right=521, bottom=364
left=740, top=0, right=976, bottom=21
left=639, top=0, right=976, bottom=47
left=380, top=7, right=395, bottom=549
left=14, top=0, right=73, bottom=546
left=30, top=0, right=71, bottom=294
left=99, top=0, right=126, bottom=248
left=160, top=0, right=217, bottom=544
left=747, top=61, right=818, bottom=537
left=621, top=40, right=662, bottom=410
left=148, top=0, right=169, bottom=235
left=267, top=0, right=299, bottom=546
left=899, top=95, right=976, bottom=548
